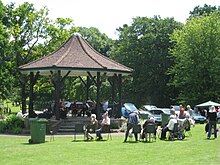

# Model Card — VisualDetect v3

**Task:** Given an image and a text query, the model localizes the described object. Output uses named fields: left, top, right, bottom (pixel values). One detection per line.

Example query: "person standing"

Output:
left=124, top=111, right=140, bottom=142
left=207, top=105, right=217, bottom=139
left=179, top=105, right=185, bottom=119
left=170, top=105, right=176, bottom=116
left=186, top=105, right=193, bottom=117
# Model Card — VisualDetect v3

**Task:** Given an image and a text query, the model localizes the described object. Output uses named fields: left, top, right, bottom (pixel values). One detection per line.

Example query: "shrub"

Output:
left=0, top=121, right=7, bottom=133
left=5, top=114, right=24, bottom=134
left=12, top=127, right=23, bottom=134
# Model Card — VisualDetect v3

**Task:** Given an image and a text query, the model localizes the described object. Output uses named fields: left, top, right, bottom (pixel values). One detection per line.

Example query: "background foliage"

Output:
left=0, top=1, right=220, bottom=111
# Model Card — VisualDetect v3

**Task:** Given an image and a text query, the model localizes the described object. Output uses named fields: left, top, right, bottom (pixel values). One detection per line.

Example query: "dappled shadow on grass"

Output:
left=204, top=137, right=217, bottom=141
left=21, top=141, right=50, bottom=145
left=123, top=141, right=139, bottom=144
left=158, top=138, right=189, bottom=142
left=141, top=140, right=156, bottom=143
left=71, top=139, right=109, bottom=143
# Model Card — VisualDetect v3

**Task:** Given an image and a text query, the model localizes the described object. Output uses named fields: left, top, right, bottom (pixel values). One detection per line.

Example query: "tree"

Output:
left=4, top=2, right=51, bottom=113
left=169, top=12, right=220, bottom=106
left=189, top=4, right=220, bottom=18
left=112, top=16, right=183, bottom=107
left=78, top=27, right=113, bottom=56
left=0, top=0, right=11, bottom=100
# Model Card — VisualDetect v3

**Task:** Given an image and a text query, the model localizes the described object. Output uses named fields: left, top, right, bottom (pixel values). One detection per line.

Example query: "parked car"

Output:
left=121, top=103, right=155, bottom=120
left=139, top=109, right=155, bottom=120
left=172, top=105, right=180, bottom=111
left=141, top=105, right=157, bottom=111
left=149, top=108, right=170, bottom=115
left=191, top=112, right=206, bottom=124
left=147, top=108, right=170, bottom=125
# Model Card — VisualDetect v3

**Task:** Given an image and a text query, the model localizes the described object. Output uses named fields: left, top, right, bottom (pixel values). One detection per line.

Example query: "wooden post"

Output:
left=54, top=70, right=61, bottom=120
left=116, top=74, right=122, bottom=118
left=29, top=72, right=34, bottom=117
left=86, top=76, right=90, bottom=100
left=96, top=72, right=101, bottom=120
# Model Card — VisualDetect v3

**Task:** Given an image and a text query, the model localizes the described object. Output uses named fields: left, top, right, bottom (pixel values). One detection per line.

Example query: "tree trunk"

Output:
left=21, top=81, right=27, bottom=114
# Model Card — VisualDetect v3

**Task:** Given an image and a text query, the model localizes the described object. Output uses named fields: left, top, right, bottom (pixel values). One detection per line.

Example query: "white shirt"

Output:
left=101, top=116, right=110, bottom=125
left=167, top=118, right=177, bottom=130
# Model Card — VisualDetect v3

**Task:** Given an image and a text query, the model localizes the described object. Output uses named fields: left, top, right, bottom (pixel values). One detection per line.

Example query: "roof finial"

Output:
left=72, top=32, right=82, bottom=37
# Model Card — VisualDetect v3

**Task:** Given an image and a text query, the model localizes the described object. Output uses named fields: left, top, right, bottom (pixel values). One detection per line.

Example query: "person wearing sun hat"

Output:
left=207, top=105, right=217, bottom=139
left=141, top=116, right=157, bottom=140
left=95, top=112, right=110, bottom=140
left=160, top=115, right=177, bottom=140
left=85, top=114, right=98, bottom=140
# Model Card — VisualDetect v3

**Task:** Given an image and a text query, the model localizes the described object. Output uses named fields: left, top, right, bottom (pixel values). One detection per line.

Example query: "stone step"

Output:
left=60, top=125, right=75, bottom=129
left=58, top=128, right=75, bottom=132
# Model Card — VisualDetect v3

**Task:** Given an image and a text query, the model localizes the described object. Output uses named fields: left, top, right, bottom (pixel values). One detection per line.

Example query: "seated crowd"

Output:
left=123, top=104, right=196, bottom=142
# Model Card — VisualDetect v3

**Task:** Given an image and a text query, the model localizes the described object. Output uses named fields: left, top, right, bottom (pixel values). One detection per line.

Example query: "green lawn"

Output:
left=0, top=124, right=219, bottom=165
left=0, top=101, right=21, bottom=114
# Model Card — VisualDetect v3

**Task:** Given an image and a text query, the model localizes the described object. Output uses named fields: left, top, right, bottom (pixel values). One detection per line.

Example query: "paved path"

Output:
left=0, top=132, right=125, bottom=137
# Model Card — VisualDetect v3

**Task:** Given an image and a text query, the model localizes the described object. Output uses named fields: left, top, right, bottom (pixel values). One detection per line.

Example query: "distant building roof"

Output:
left=19, top=33, right=133, bottom=76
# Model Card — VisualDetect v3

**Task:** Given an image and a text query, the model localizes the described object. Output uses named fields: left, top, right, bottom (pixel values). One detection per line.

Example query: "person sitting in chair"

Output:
left=160, top=115, right=177, bottom=140
left=85, top=114, right=98, bottom=140
left=141, top=117, right=157, bottom=140
left=96, top=112, right=110, bottom=141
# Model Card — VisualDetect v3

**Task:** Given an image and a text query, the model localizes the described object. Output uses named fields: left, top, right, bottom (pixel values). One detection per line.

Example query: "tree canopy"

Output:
left=169, top=12, right=220, bottom=106
left=1, top=0, right=220, bottom=111
left=112, top=16, right=183, bottom=107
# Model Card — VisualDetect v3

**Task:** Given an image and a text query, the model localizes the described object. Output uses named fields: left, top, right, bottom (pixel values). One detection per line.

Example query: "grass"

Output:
left=0, top=101, right=20, bottom=114
left=0, top=124, right=220, bottom=165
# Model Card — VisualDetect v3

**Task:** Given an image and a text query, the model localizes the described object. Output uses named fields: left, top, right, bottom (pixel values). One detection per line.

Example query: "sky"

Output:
left=2, top=0, right=220, bottom=39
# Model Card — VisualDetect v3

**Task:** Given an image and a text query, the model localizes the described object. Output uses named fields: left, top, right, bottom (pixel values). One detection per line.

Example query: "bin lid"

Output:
left=37, top=118, right=48, bottom=123
left=29, top=118, right=48, bottom=123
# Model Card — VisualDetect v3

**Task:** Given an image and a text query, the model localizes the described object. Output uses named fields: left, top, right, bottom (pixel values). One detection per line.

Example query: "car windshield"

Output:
left=192, top=112, right=201, bottom=115
left=151, top=110, right=161, bottom=115
left=144, top=111, right=154, bottom=118
left=163, top=109, right=171, bottom=114
left=173, top=105, right=180, bottom=111
left=124, top=103, right=138, bottom=112
left=143, top=105, right=157, bottom=110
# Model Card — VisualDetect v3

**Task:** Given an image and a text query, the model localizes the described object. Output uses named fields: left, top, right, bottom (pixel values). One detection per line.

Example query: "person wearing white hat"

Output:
left=85, top=114, right=98, bottom=140
left=160, top=115, right=177, bottom=140
left=141, top=117, right=157, bottom=140
left=96, top=112, right=110, bottom=140
left=207, top=105, right=217, bottom=139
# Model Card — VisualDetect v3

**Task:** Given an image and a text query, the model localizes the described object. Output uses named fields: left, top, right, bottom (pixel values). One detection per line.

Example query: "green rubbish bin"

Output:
left=161, top=113, right=169, bottom=127
left=29, top=118, right=48, bottom=144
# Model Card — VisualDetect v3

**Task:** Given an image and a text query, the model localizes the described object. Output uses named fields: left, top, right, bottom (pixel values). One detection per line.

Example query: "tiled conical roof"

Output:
left=19, top=33, right=133, bottom=76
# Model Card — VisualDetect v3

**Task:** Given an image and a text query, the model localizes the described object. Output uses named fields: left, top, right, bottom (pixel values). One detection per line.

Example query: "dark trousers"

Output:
left=96, top=127, right=103, bottom=138
left=207, top=121, right=217, bottom=138
left=161, top=127, right=170, bottom=139
left=124, top=123, right=138, bottom=142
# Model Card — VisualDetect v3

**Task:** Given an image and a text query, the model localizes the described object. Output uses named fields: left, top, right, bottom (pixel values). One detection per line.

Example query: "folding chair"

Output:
left=102, top=125, right=112, bottom=140
left=183, top=119, right=192, bottom=137
left=168, top=123, right=179, bottom=140
left=129, top=124, right=141, bottom=141
left=73, top=124, right=85, bottom=141
left=184, top=128, right=192, bottom=137
left=145, top=124, right=156, bottom=142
